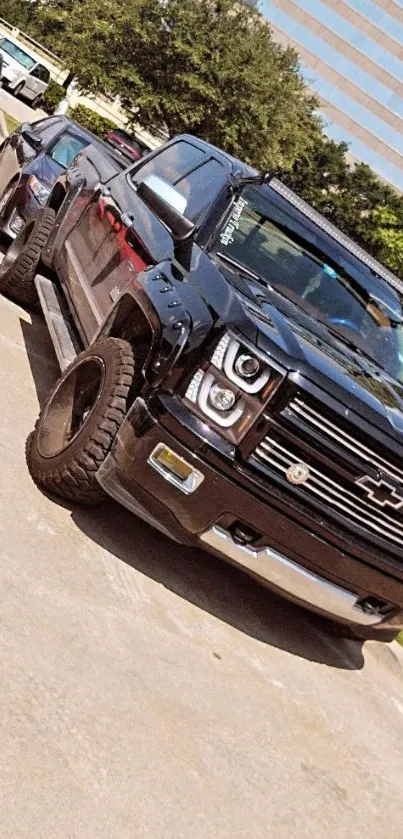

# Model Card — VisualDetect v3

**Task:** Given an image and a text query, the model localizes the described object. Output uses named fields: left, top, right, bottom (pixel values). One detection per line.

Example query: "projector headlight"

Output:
left=183, top=333, right=284, bottom=443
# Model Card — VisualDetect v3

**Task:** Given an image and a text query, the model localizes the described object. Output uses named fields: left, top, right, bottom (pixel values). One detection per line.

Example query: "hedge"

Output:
left=67, top=104, right=118, bottom=138
left=42, top=81, right=119, bottom=139
left=42, top=79, right=66, bottom=114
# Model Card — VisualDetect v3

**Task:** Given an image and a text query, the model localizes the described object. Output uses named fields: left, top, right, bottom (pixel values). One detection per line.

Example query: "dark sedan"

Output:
left=0, top=115, right=124, bottom=239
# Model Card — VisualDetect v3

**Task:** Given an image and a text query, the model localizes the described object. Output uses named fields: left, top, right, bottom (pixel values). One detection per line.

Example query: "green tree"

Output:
left=110, top=0, right=323, bottom=171
left=27, top=0, right=322, bottom=171
left=362, top=206, right=403, bottom=275
left=4, top=0, right=403, bottom=279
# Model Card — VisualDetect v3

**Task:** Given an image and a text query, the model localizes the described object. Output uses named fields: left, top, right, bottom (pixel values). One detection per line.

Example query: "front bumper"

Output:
left=0, top=184, right=40, bottom=239
left=97, top=398, right=403, bottom=630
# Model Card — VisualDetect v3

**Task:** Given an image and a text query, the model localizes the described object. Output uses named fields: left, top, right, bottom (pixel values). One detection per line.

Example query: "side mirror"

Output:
left=137, top=174, right=194, bottom=242
left=22, top=128, right=43, bottom=151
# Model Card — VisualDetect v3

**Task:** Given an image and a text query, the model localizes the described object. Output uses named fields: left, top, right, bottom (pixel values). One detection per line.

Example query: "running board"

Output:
left=34, top=274, right=80, bottom=370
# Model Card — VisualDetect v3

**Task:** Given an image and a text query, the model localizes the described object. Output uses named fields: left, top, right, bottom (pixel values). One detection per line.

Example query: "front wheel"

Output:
left=12, top=82, right=24, bottom=97
left=0, top=207, right=55, bottom=307
left=0, top=181, right=15, bottom=224
left=26, top=337, right=143, bottom=505
left=32, top=94, right=43, bottom=109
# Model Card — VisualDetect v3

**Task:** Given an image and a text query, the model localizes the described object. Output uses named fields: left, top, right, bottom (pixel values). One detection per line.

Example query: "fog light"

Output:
left=209, top=383, right=236, bottom=412
left=9, top=212, right=24, bottom=235
left=235, top=353, right=260, bottom=379
left=148, top=444, right=204, bottom=494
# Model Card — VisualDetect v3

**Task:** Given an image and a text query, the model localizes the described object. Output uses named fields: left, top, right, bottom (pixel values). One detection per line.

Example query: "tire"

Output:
left=32, top=94, right=43, bottom=109
left=0, top=207, right=55, bottom=307
left=12, top=82, right=24, bottom=97
left=0, top=182, right=15, bottom=220
left=26, top=337, right=142, bottom=505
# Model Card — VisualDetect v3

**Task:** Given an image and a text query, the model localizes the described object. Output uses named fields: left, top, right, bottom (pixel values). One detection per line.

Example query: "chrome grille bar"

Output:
left=253, top=436, right=403, bottom=547
left=288, top=398, right=403, bottom=484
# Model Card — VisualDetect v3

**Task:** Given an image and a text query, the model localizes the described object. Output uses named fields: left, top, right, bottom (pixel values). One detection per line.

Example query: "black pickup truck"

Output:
left=1, top=133, right=403, bottom=641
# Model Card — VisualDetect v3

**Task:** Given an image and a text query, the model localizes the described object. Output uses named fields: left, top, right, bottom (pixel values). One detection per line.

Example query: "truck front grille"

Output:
left=289, top=397, right=403, bottom=484
left=248, top=394, right=403, bottom=555
left=252, top=434, right=403, bottom=548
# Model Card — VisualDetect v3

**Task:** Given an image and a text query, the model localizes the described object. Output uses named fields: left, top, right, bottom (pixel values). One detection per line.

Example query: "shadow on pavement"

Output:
left=72, top=502, right=364, bottom=671
left=19, top=313, right=59, bottom=407
left=20, top=312, right=364, bottom=671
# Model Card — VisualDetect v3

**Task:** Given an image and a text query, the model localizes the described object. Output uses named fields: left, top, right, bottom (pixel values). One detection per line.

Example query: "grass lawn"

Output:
left=3, top=112, right=20, bottom=135
left=398, top=632, right=403, bottom=646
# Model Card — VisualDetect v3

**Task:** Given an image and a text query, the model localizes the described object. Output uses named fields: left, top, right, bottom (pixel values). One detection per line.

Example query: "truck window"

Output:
left=132, top=141, right=203, bottom=184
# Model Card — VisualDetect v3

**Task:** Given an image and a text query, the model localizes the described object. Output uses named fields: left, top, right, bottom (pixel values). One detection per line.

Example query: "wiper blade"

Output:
left=325, top=324, right=378, bottom=365
left=215, top=252, right=261, bottom=281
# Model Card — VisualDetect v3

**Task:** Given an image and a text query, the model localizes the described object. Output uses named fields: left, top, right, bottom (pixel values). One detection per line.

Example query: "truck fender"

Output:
left=98, top=261, right=214, bottom=386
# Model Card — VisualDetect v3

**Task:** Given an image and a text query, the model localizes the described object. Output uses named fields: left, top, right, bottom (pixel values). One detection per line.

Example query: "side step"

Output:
left=34, top=274, right=81, bottom=371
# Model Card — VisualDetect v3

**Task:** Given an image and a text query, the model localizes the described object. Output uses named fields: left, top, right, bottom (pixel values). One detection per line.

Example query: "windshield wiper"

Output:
left=215, top=253, right=386, bottom=368
left=215, top=252, right=261, bottom=281
left=324, top=324, right=379, bottom=365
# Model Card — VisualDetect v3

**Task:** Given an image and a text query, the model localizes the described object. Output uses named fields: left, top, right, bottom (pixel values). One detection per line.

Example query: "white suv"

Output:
left=0, top=37, right=51, bottom=108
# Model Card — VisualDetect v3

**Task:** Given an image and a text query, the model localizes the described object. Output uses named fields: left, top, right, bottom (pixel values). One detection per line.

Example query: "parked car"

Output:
left=1, top=134, right=403, bottom=642
left=0, top=36, right=51, bottom=108
left=104, top=128, right=151, bottom=161
left=0, top=115, right=126, bottom=239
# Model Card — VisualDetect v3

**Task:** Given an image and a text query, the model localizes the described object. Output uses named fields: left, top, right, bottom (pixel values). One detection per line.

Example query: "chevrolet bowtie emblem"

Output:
left=356, top=475, right=403, bottom=510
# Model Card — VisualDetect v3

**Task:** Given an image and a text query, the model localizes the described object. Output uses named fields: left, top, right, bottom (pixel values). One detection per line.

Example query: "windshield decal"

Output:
left=220, top=197, right=248, bottom=246
left=323, top=264, right=337, bottom=278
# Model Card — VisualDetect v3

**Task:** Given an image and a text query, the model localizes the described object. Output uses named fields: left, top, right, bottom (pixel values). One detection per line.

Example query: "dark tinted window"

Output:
left=176, top=159, right=228, bottom=221
left=30, top=64, right=42, bottom=78
left=112, top=129, right=134, bottom=143
left=38, top=65, right=50, bottom=82
left=133, top=141, right=203, bottom=184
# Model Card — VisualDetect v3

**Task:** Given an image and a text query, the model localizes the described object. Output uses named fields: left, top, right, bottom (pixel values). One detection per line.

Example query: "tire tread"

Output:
left=0, top=208, right=55, bottom=307
left=26, top=337, right=140, bottom=505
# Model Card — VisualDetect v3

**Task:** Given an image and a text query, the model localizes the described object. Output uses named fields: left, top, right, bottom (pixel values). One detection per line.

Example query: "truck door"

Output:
left=61, top=138, right=210, bottom=343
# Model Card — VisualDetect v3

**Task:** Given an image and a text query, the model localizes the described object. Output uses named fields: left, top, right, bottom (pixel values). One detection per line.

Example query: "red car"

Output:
left=105, top=128, right=151, bottom=161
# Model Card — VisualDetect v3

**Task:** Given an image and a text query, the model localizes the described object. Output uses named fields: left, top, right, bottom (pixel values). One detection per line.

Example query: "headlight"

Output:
left=183, top=332, right=285, bottom=443
left=27, top=175, right=50, bottom=205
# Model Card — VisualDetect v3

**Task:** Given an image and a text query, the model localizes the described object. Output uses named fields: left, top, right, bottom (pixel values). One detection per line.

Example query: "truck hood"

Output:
left=235, top=279, right=403, bottom=443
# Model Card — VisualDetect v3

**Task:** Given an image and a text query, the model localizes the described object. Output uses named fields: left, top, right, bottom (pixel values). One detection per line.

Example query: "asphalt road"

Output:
left=0, top=244, right=403, bottom=834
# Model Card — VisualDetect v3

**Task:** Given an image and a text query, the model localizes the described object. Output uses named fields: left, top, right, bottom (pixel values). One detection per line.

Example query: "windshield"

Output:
left=0, top=38, right=36, bottom=70
left=212, top=185, right=403, bottom=383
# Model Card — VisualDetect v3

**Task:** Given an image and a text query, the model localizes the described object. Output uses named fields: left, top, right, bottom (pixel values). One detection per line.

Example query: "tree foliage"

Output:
left=22, top=0, right=323, bottom=172
left=2, top=0, right=403, bottom=278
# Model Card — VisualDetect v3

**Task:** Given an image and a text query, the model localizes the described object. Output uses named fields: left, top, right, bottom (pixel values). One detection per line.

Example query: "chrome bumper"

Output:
left=200, top=526, right=382, bottom=626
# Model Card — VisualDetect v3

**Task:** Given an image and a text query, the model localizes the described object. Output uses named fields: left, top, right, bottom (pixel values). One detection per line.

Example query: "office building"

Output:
left=261, top=0, right=403, bottom=190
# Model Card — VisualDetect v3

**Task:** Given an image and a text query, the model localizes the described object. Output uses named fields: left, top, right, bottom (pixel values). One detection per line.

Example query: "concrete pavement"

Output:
left=0, top=86, right=46, bottom=132
left=0, top=273, right=402, bottom=836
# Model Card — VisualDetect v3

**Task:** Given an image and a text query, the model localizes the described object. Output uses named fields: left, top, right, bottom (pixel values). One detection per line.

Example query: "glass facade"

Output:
left=261, top=0, right=403, bottom=191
